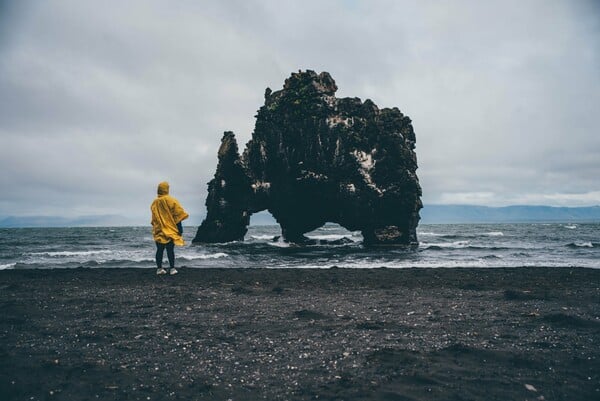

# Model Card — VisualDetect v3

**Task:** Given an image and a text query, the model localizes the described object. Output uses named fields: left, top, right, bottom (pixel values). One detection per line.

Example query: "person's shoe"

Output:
left=169, top=268, right=178, bottom=275
left=156, top=268, right=167, bottom=275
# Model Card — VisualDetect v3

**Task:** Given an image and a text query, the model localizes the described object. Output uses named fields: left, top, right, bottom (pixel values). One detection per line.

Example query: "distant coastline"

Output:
left=0, top=215, right=137, bottom=228
left=1, top=205, right=600, bottom=228
left=419, top=204, right=600, bottom=224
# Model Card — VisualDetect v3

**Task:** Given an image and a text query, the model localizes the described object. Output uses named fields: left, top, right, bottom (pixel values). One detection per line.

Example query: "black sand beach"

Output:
left=1, top=267, right=599, bottom=400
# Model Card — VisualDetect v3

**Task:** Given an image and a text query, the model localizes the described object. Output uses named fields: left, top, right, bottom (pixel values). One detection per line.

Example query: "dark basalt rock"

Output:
left=193, top=131, right=252, bottom=243
left=194, top=70, right=422, bottom=245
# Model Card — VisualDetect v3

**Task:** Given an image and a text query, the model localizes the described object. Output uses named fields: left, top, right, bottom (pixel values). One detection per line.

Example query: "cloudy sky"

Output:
left=1, top=0, right=599, bottom=223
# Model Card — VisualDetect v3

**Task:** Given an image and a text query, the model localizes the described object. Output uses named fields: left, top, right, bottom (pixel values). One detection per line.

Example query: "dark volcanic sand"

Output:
left=1, top=267, right=599, bottom=401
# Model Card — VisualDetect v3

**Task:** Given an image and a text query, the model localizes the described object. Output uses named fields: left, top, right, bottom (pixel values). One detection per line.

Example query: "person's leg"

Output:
left=155, top=242, right=165, bottom=267
left=165, top=241, right=175, bottom=268
left=155, top=242, right=167, bottom=274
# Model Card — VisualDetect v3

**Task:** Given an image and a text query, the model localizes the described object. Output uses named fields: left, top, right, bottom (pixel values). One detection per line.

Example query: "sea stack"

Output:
left=194, top=70, right=422, bottom=245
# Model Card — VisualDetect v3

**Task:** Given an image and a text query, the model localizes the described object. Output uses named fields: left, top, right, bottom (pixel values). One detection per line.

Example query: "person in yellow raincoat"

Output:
left=150, top=182, right=189, bottom=275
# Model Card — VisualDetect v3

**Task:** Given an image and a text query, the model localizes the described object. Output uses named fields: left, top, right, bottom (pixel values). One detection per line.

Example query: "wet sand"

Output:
left=1, top=267, right=599, bottom=400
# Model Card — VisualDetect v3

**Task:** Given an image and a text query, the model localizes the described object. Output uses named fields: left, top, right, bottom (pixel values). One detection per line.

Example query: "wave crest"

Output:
left=566, top=242, right=594, bottom=249
left=180, top=252, right=229, bottom=260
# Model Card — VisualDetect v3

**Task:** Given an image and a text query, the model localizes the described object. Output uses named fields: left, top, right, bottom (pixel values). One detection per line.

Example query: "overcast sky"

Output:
left=1, top=0, right=599, bottom=223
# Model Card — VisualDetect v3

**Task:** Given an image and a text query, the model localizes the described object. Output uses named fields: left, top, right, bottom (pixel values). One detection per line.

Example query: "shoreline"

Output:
left=1, top=267, right=599, bottom=400
left=2, top=263, right=600, bottom=271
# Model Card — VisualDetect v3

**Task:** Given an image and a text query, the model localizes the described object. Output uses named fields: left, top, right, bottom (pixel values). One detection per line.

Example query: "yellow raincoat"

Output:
left=150, top=182, right=189, bottom=245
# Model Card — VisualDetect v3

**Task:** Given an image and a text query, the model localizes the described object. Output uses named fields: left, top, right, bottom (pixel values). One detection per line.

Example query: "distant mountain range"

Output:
left=0, top=215, right=139, bottom=228
left=419, top=205, right=600, bottom=224
left=251, top=206, right=600, bottom=225
left=1, top=205, right=599, bottom=227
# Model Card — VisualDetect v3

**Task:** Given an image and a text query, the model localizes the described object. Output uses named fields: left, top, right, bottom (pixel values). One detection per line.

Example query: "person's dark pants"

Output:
left=155, top=241, right=175, bottom=268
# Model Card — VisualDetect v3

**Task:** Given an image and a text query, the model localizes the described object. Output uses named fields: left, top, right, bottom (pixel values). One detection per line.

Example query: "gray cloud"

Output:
left=1, top=0, right=599, bottom=223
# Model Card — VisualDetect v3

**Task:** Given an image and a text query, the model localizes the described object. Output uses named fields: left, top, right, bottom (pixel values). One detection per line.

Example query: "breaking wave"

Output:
left=28, top=250, right=112, bottom=257
left=566, top=242, right=594, bottom=249
left=180, top=253, right=229, bottom=260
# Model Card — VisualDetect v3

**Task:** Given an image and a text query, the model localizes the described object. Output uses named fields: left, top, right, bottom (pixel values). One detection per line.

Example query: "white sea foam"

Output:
left=573, top=242, right=593, bottom=248
left=124, top=256, right=155, bottom=263
left=484, top=231, right=504, bottom=237
left=564, top=225, right=577, bottom=229
left=267, top=238, right=291, bottom=248
left=291, top=258, right=494, bottom=269
left=306, top=234, right=348, bottom=241
left=418, top=232, right=445, bottom=236
left=420, top=241, right=470, bottom=249
left=180, top=253, right=228, bottom=260
left=251, top=235, right=277, bottom=240
left=0, top=263, right=16, bottom=270
left=29, top=250, right=112, bottom=257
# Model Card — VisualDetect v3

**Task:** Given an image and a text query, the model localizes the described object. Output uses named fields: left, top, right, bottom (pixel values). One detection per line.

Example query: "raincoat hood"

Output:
left=157, top=181, right=169, bottom=195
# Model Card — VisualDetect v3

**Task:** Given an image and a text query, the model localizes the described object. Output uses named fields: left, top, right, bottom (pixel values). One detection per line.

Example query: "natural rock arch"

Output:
left=193, top=71, right=422, bottom=246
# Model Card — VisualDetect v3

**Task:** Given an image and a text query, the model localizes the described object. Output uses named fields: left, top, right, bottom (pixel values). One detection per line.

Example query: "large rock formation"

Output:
left=193, top=70, right=422, bottom=246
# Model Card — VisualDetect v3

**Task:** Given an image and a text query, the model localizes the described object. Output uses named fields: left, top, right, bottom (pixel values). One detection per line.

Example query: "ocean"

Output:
left=0, top=223, right=598, bottom=270
left=0, top=223, right=600, bottom=270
